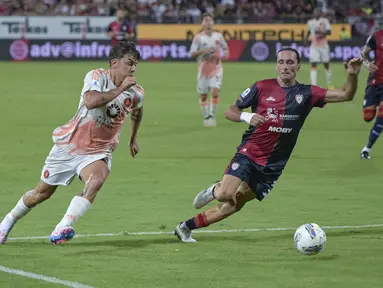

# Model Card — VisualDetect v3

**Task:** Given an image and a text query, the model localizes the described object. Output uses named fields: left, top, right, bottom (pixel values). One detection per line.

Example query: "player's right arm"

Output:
left=224, top=84, right=265, bottom=127
left=82, top=71, right=136, bottom=109
left=360, top=34, right=378, bottom=73
left=305, top=20, right=312, bottom=44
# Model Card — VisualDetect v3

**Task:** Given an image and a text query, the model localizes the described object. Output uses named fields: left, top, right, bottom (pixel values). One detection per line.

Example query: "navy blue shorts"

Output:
left=224, top=153, right=282, bottom=201
left=364, top=84, right=383, bottom=108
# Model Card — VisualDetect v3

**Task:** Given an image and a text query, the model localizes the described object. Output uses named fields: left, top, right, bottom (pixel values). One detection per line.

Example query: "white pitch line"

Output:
left=7, top=223, right=383, bottom=241
left=0, top=265, right=94, bottom=288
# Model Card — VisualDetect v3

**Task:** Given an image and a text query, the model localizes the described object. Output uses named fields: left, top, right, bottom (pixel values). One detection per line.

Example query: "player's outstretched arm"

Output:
left=324, top=58, right=361, bottom=103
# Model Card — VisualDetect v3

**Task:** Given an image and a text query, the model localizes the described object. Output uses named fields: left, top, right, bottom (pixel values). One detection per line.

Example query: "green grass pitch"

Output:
left=0, top=61, right=382, bottom=288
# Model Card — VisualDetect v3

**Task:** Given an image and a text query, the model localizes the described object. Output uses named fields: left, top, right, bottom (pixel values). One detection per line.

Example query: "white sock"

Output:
left=200, top=100, right=209, bottom=119
left=363, top=146, right=371, bottom=153
left=180, top=222, right=188, bottom=229
left=56, top=196, right=91, bottom=229
left=310, top=69, right=317, bottom=85
left=10, top=196, right=32, bottom=220
left=1, top=195, right=31, bottom=231
left=326, top=69, right=332, bottom=85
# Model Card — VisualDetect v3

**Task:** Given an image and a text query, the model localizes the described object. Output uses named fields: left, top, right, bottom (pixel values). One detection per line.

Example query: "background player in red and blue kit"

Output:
left=106, top=9, right=135, bottom=47
left=360, top=29, right=383, bottom=159
left=174, top=47, right=362, bottom=243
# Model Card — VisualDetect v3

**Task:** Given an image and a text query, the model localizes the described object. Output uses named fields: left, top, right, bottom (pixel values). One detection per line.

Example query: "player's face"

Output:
left=112, top=55, right=138, bottom=77
left=276, top=51, right=300, bottom=81
left=202, top=16, right=214, bottom=30
left=117, top=10, right=125, bottom=21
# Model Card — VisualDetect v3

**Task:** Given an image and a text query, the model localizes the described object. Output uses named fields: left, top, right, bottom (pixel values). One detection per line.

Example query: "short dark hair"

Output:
left=276, top=46, right=301, bottom=63
left=108, top=41, right=140, bottom=65
left=201, top=12, right=213, bottom=21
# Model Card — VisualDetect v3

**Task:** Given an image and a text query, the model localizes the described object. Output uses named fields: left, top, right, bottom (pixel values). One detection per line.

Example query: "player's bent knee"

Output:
left=214, top=186, right=235, bottom=202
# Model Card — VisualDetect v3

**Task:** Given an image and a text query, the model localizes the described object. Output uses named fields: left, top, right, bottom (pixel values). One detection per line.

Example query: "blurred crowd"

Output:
left=0, top=0, right=381, bottom=24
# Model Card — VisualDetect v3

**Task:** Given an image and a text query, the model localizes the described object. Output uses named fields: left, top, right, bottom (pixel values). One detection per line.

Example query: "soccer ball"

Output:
left=294, top=223, right=327, bottom=255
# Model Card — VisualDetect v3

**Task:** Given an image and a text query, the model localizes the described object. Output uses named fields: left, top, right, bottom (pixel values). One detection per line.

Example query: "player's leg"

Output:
left=198, top=77, right=210, bottom=126
left=207, top=72, right=223, bottom=127
left=207, top=88, right=219, bottom=127
left=200, top=93, right=210, bottom=125
left=309, top=47, right=319, bottom=85
left=323, top=62, right=333, bottom=88
left=362, top=101, right=383, bottom=160
left=0, top=181, right=57, bottom=244
left=361, top=85, right=379, bottom=159
left=50, top=159, right=109, bottom=244
left=176, top=153, right=261, bottom=242
left=176, top=175, right=256, bottom=242
left=322, top=46, right=333, bottom=88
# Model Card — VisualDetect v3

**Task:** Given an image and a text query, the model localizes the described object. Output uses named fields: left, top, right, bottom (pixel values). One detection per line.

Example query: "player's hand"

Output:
left=129, top=139, right=139, bottom=158
left=344, top=58, right=362, bottom=76
left=121, top=76, right=136, bottom=91
left=249, top=114, right=266, bottom=128
left=367, top=62, right=378, bottom=73
left=201, top=48, right=214, bottom=56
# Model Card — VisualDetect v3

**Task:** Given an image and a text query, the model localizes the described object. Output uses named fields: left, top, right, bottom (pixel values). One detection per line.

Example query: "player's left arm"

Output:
left=324, top=19, right=331, bottom=36
left=129, top=106, right=143, bottom=158
left=220, top=34, right=229, bottom=59
left=360, top=34, right=377, bottom=72
left=305, top=20, right=311, bottom=43
left=323, top=58, right=361, bottom=103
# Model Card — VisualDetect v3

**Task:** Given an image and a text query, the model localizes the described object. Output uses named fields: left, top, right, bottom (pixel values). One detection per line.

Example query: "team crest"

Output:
left=295, top=94, right=303, bottom=104
left=231, top=162, right=240, bottom=170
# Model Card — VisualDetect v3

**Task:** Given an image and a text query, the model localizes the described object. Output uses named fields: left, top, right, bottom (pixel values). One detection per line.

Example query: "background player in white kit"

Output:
left=307, top=8, right=334, bottom=88
left=190, top=13, right=229, bottom=127
left=0, top=41, right=144, bottom=245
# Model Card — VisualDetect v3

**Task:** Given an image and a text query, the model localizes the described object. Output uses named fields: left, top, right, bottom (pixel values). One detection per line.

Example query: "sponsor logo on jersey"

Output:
left=268, top=126, right=293, bottom=133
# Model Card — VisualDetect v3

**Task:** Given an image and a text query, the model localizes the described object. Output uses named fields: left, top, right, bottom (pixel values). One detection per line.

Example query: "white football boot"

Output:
left=174, top=224, right=196, bottom=243
left=193, top=182, right=219, bottom=209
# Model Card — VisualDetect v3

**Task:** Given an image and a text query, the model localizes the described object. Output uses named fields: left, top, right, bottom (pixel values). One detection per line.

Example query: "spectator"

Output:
left=3, top=0, right=380, bottom=25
